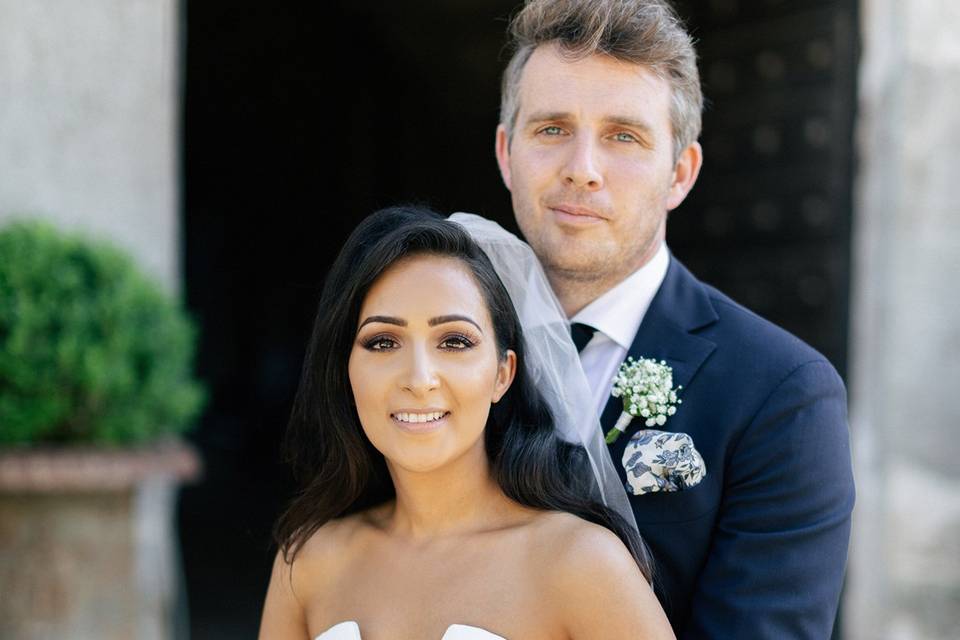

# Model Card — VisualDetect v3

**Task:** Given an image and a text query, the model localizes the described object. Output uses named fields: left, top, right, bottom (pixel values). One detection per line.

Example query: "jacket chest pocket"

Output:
left=629, top=471, right=720, bottom=524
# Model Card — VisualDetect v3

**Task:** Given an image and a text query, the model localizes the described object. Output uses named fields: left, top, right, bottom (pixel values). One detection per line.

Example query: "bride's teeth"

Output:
left=394, top=411, right=445, bottom=423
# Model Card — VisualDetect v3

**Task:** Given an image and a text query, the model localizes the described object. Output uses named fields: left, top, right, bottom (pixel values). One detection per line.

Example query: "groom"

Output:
left=493, top=0, right=855, bottom=637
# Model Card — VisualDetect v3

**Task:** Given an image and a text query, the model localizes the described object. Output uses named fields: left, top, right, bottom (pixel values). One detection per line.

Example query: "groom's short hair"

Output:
left=500, top=0, right=703, bottom=159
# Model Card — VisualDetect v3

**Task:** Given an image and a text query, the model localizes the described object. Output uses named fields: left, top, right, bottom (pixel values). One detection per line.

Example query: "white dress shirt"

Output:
left=571, top=242, right=670, bottom=419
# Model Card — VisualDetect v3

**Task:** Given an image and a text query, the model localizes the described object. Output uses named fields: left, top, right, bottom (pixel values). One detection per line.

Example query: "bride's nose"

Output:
left=400, top=342, right=440, bottom=394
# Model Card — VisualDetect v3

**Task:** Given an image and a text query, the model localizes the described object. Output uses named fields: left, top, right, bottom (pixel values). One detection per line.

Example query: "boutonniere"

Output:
left=605, top=357, right=682, bottom=444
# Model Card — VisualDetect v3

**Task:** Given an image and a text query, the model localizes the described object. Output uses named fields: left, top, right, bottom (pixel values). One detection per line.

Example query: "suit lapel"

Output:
left=600, top=257, right=719, bottom=434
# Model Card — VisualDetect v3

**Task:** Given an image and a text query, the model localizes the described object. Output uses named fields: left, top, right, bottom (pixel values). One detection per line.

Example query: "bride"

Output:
left=259, top=207, right=674, bottom=639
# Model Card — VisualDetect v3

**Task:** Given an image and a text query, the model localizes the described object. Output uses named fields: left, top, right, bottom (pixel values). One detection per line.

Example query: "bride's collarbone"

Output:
left=331, top=533, right=544, bottom=599
left=321, top=509, right=586, bottom=588
left=350, top=508, right=553, bottom=560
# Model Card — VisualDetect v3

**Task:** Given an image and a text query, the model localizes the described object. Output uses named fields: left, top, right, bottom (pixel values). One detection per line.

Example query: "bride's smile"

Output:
left=389, top=409, right=450, bottom=435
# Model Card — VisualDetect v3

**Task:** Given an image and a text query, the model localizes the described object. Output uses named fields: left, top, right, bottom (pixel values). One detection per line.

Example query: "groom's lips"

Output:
left=548, top=204, right=606, bottom=225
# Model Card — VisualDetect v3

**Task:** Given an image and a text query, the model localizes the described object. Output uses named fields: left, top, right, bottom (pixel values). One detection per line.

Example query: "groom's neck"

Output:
left=545, top=228, right=666, bottom=318
left=548, top=272, right=619, bottom=318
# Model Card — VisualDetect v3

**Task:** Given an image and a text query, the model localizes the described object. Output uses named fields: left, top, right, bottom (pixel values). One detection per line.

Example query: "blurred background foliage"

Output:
left=0, top=220, right=205, bottom=446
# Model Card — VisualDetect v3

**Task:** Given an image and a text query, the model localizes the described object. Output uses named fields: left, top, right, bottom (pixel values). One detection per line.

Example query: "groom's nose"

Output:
left=562, top=134, right=604, bottom=190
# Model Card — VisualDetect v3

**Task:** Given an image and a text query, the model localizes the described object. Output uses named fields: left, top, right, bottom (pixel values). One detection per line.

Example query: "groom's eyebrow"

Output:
left=525, top=110, right=654, bottom=134
left=525, top=110, right=571, bottom=124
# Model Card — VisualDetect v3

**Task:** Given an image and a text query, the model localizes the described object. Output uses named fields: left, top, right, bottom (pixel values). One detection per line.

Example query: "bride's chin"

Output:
left=385, top=442, right=481, bottom=476
left=388, top=455, right=452, bottom=475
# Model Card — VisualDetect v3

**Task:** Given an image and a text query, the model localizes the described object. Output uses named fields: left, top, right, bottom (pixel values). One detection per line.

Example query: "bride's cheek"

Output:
left=450, top=360, right=502, bottom=424
left=450, top=355, right=495, bottom=387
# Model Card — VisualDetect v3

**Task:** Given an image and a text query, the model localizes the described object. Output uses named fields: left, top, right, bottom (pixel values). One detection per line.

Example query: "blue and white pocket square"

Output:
left=622, top=429, right=706, bottom=496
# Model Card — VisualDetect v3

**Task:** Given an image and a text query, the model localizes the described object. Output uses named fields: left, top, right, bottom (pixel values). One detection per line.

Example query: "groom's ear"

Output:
left=492, top=349, right=517, bottom=404
left=495, top=124, right=513, bottom=191
left=666, top=141, right=703, bottom=211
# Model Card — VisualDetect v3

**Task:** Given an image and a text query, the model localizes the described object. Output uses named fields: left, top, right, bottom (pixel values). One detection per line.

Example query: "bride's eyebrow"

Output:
left=429, top=315, right=483, bottom=333
left=358, top=315, right=406, bottom=329
left=356, top=314, right=482, bottom=333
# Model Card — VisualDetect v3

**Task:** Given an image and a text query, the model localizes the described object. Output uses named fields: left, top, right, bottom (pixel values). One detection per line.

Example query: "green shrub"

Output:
left=0, top=220, right=205, bottom=446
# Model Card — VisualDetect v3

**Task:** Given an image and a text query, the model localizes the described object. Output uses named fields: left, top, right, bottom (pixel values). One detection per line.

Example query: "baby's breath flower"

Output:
left=605, top=357, right=683, bottom=444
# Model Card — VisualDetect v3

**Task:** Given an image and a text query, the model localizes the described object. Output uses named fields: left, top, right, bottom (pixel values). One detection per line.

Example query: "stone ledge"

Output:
left=0, top=440, right=201, bottom=492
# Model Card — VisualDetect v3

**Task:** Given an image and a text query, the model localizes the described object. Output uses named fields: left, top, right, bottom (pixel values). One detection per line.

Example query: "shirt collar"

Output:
left=570, top=242, right=670, bottom=350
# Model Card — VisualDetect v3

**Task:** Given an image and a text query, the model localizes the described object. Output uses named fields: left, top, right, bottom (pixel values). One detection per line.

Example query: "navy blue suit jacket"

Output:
left=601, top=256, right=855, bottom=638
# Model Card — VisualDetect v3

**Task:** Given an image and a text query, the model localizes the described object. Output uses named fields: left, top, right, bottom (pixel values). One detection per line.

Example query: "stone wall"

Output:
left=846, top=0, right=960, bottom=638
left=0, top=2, right=184, bottom=638
left=0, top=0, right=180, bottom=289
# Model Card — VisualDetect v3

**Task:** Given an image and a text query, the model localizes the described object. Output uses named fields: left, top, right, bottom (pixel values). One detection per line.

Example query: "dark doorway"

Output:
left=179, top=3, right=521, bottom=636
left=179, top=2, right=857, bottom=637
left=672, top=0, right=859, bottom=376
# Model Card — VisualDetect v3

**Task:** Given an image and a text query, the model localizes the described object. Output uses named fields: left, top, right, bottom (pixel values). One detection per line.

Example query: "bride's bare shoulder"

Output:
left=527, top=512, right=675, bottom=638
left=262, top=507, right=392, bottom=638
left=295, top=502, right=392, bottom=568
left=528, top=511, right=637, bottom=570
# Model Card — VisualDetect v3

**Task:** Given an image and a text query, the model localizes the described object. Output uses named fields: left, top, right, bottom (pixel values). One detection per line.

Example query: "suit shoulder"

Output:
left=697, top=279, right=837, bottom=376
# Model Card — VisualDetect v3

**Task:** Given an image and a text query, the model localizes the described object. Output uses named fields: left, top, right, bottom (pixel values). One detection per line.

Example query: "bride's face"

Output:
left=348, top=254, right=516, bottom=474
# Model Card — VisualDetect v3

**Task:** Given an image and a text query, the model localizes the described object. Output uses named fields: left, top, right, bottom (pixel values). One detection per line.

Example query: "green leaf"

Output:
left=0, top=220, right=206, bottom=446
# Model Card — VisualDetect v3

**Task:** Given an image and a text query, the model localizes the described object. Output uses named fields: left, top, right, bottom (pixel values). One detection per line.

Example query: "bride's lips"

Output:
left=547, top=204, right=606, bottom=225
left=390, top=409, right=451, bottom=434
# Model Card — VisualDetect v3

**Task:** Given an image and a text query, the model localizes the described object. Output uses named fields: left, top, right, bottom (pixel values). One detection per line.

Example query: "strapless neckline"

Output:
left=315, top=620, right=507, bottom=639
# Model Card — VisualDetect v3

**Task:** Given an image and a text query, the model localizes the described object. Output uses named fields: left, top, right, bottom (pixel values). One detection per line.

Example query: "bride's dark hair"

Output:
left=274, top=205, right=653, bottom=580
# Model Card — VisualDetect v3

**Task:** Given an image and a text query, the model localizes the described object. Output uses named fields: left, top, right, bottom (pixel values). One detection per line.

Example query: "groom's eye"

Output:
left=538, top=125, right=565, bottom=136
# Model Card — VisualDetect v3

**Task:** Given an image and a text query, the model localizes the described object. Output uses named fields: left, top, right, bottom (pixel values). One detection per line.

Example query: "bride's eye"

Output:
left=439, top=333, right=476, bottom=350
left=363, top=335, right=399, bottom=351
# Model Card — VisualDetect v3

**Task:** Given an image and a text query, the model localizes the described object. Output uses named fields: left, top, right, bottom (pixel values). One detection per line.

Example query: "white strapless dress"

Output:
left=315, top=620, right=506, bottom=639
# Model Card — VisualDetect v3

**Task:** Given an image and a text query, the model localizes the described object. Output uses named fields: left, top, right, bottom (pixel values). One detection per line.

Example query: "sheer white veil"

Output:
left=449, top=212, right=638, bottom=534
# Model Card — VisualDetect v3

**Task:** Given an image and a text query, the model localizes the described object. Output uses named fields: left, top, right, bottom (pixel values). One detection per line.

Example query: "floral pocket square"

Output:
left=622, top=430, right=706, bottom=496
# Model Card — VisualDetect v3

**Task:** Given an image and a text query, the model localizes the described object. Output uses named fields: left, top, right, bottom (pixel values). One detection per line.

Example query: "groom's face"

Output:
left=496, top=44, right=699, bottom=296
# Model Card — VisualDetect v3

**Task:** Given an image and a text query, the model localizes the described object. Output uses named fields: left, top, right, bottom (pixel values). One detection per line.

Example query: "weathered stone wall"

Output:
left=846, top=0, right=960, bottom=638
left=0, top=0, right=180, bottom=290
left=0, top=2, right=184, bottom=638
